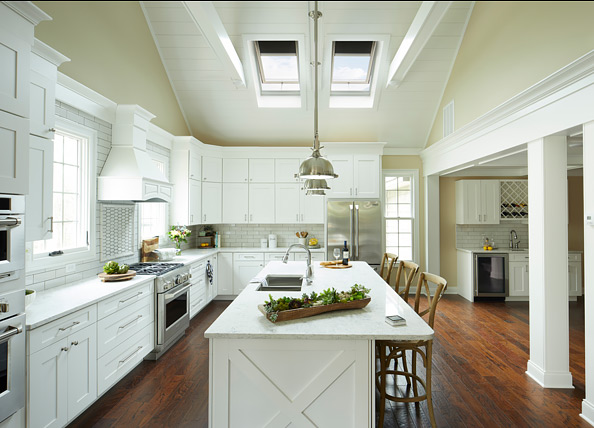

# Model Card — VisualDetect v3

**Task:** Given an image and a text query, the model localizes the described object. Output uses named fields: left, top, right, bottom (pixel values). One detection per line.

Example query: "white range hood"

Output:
left=98, top=105, right=172, bottom=202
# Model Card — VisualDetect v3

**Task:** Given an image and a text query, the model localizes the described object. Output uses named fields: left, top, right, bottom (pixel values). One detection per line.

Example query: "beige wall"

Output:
left=441, top=175, right=584, bottom=288
left=33, top=1, right=189, bottom=136
left=427, top=1, right=594, bottom=146
left=382, top=156, right=425, bottom=272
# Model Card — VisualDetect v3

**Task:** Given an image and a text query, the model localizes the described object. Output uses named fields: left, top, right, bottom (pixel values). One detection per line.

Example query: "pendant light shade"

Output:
left=297, top=1, right=338, bottom=187
left=304, top=178, right=330, bottom=196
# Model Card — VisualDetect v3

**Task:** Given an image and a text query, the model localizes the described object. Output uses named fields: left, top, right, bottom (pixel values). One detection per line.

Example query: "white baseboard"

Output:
left=581, top=399, right=594, bottom=426
left=526, top=360, right=574, bottom=388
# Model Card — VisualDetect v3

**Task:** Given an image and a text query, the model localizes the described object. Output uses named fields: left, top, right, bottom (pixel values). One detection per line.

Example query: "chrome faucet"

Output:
left=283, top=244, right=313, bottom=284
left=509, top=230, right=518, bottom=249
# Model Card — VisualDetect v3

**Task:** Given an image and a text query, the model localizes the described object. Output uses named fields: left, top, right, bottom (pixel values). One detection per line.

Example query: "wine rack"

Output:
left=500, top=180, right=528, bottom=220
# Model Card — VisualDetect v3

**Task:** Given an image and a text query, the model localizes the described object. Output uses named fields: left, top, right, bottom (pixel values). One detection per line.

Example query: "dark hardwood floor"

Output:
left=70, top=296, right=587, bottom=428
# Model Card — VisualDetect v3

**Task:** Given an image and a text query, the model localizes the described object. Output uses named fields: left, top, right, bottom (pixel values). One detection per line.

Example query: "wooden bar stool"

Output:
left=393, top=260, right=420, bottom=303
left=376, top=272, right=448, bottom=428
left=379, top=253, right=398, bottom=285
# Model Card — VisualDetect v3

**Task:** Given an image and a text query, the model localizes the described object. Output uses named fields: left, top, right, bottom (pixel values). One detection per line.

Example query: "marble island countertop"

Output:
left=204, top=261, right=433, bottom=341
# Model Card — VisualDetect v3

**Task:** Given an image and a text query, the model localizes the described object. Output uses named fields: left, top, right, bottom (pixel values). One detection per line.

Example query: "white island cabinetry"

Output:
left=206, top=261, right=433, bottom=427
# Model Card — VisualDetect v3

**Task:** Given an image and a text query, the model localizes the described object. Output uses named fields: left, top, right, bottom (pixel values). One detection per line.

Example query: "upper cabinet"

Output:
left=274, top=159, right=301, bottom=183
left=455, top=180, right=500, bottom=225
left=248, top=159, right=274, bottom=182
left=223, top=158, right=275, bottom=183
left=171, top=142, right=202, bottom=226
left=326, top=155, right=380, bottom=199
left=275, top=183, right=324, bottom=224
left=202, top=156, right=222, bottom=182
left=500, top=180, right=528, bottom=223
left=222, top=158, right=248, bottom=182
left=0, top=27, right=30, bottom=118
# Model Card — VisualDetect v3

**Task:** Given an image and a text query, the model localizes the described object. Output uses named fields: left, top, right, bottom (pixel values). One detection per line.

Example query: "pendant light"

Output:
left=299, top=1, right=337, bottom=193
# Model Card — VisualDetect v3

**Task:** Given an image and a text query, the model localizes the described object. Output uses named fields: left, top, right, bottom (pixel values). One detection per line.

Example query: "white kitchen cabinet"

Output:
left=0, top=109, right=29, bottom=195
left=217, top=252, right=233, bottom=295
left=222, top=183, right=248, bottom=223
left=275, top=183, right=301, bottom=223
left=189, top=149, right=201, bottom=180
left=223, top=158, right=248, bottom=182
left=28, top=323, right=97, bottom=428
left=209, top=254, right=217, bottom=300
left=295, top=252, right=325, bottom=262
left=190, top=260, right=208, bottom=318
left=509, top=260, right=529, bottom=297
left=326, top=155, right=380, bottom=198
left=26, top=134, right=53, bottom=241
left=249, top=183, right=275, bottom=223
left=29, top=71, right=55, bottom=139
left=202, top=156, right=222, bottom=182
left=249, top=158, right=275, bottom=182
left=233, top=253, right=264, bottom=295
left=568, top=253, right=582, bottom=297
left=265, top=253, right=294, bottom=262
left=189, top=179, right=202, bottom=225
left=0, top=27, right=30, bottom=118
left=202, top=181, right=222, bottom=223
left=455, top=180, right=500, bottom=225
left=275, top=158, right=301, bottom=183
left=300, top=191, right=325, bottom=224
left=171, top=144, right=202, bottom=226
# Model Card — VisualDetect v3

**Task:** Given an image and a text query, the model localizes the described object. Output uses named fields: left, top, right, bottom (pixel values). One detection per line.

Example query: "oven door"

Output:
left=157, top=283, right=190, bottom=346
left=0, top=215, right=25, bottom=276
left=0, top=313, right=25, bottom=423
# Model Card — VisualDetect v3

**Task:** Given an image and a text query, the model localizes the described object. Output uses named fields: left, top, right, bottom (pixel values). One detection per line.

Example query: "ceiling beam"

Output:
left=182, top=1, right=246, bottom=88
left=386, top=1, right=452, bottom=88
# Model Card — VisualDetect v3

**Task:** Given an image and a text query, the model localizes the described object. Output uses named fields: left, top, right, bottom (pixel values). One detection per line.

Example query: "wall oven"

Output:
left=0, top=195, right=25, bottom=277
left=0, top=289, right=25, bottom=423
left=474, top=253, right=509, bottom=297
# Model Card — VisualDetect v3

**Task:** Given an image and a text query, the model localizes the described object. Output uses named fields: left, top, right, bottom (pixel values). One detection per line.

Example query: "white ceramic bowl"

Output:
left=25, top=289, right=36, bottom=307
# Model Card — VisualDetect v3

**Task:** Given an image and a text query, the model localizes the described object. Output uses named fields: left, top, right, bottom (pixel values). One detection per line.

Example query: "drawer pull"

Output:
left=61, top=347, right=69, bottom=352
left=58, top=321, right=80, bottom=331
left=118, top=315, right=143, bottom=330
left=71, top=341, right=79, bottom=346
left=119, top=346, right=143, bottom=365
left=120, top=292, right=142, bottom=304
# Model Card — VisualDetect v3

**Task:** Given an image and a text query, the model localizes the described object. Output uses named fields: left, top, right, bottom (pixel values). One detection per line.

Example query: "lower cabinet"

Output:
left=217, top=252, right=233, bottom=295
left=509, top=261, right=529, bottom=297
left=233, top=253, right=264, bottom=295
left=28, top=323, right=97, bottom=428
left=190, top=261, right=207, bottom=318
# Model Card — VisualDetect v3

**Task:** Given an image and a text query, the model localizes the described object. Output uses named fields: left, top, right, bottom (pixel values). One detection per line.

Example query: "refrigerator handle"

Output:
left=355, top=204, right=360, bottom=260
left=349, top=204, right=354, bottom=256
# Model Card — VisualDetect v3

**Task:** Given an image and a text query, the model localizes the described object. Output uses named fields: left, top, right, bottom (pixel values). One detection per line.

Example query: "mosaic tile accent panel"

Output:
left=101, top=204, right=136, bottom=261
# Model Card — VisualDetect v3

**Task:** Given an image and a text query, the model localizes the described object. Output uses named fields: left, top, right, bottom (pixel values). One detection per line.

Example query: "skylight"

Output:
left=331, top=41, right=376, bottom=93
left=255, top=41, right=300, bottom=92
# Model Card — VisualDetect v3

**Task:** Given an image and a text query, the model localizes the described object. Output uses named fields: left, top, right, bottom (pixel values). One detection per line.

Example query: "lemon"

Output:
left=487, top=246, right=493, bottom=251
left=483, top=246, right=488, bottom=250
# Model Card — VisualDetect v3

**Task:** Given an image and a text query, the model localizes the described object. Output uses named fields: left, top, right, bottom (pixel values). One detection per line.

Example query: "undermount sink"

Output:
left=511, top=248, right=528, bottom=251
left=256, top=274, right=304, bottom=292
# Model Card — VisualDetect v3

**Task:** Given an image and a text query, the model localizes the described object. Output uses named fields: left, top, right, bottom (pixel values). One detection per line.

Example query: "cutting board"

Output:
left=320, top=261, right=352, bottom=269
left=98, top=270, right=137, bottom=282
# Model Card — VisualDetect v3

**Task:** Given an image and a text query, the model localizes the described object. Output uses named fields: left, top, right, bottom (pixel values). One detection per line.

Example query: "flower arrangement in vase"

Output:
left=168, top=226, right=191, bottom=255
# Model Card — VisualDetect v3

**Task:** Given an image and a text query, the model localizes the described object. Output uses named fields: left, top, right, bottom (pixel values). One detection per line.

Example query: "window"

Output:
left=255, top=41, right=300, bottom=92
left=32, top=122, right=95, bottom=263
left=384, top=170, right=419, bottom=262
left=139, top=151, right=168, bottom=240
left=331, top=41, right=376, bottom=93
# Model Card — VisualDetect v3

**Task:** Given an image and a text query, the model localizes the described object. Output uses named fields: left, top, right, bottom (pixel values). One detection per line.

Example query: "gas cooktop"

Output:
left=128, top=262, right=184, bottom=276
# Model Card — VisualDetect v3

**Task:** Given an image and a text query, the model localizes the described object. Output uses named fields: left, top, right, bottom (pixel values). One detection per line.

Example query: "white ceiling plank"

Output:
left=166, top=58, right=224, bottom=72
left=183, top=1, right=246, bottom=88
left=151, top=21, right=202, bottom=35
left=160, top=47, right=219, bottom=60
left=386, top=1, right=452, bottom=88
left=143, top=6, right=193, bottom=22
left=155, top=34, right=208, bottom=48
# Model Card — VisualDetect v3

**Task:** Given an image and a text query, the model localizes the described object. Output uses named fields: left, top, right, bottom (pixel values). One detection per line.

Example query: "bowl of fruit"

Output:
left=308, top=237, right=320, bottom=249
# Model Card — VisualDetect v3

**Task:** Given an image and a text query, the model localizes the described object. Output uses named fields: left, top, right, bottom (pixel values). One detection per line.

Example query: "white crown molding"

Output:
left=147, top=123, right=174, bottom=150
left=3, top=1, right=51, bottom=25
left=56, top=72, right=117, bottom=124
left=383, top=147, right=422, bottom=156
left=323, top=141, right=386, bottom=156
left=32, top=39, right=70, bottom=66
left=421, top=49, right=594, bottom=176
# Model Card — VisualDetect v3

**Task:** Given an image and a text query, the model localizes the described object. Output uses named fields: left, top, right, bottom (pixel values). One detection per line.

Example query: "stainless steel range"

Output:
left=128, top=262, right=191, bottom=360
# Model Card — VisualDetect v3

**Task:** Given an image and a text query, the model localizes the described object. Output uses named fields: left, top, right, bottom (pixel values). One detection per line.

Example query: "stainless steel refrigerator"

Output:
left=326, top=200, right=382, bottom=271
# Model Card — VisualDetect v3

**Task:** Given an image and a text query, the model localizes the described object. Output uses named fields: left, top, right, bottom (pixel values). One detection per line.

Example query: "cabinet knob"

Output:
left=71, top=341, right=79, bottom=346
left=61, top=347, right=69, bottom=352
left=49, top=128, right=56, bottom=132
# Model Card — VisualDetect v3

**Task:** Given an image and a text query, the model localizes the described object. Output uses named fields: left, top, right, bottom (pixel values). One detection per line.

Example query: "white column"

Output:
left=526, top=135, right=573, bottom=388
left=581, top=121, right=594, bottom=424
left=425, top=174, right=440, bottom=274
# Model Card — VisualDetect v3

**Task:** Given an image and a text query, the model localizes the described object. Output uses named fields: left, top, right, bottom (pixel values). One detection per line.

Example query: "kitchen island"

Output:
left=205, top=261, right=433, bottom=427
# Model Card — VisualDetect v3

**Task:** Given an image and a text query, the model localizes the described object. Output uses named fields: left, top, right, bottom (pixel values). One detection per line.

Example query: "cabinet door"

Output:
left=249, top=183, right=275, bottom=223
left=202, top=181, right=222, bottom=223
left=275, top=183, right=300, bottom=223
left=353, top=155, right=379, bottom=198
left=509, top=261, right=529, bottom=297
left=568, top=261, right=582, bottom=296
left=249, top=159, right=275, bottom=182
left=217, top=252, right=233, bottom=295
left=0, top=29, right=30, bottom=117
left=300, top=192, right=325, bottom=224
left=481, top=180, right=500, bottom=224
left=0, top=109, right=29, bottom=195
left=202, top=156, right=222, bottom=182
left=233, top=260, right=264, bottom=295
left=210, top=255, right=218, bottom=299
left=67, top=324, right=97, bottom=420
left=223, top=183, right=248, bottom=223
left=189, top=179, right=201, bottom=225
left=326, top=156, right=353, bottom=198
left=274, top=158, right=301, bottom=182
left=189, top=150, right=201, bottom=180
left=29, top=71, right=56, bottom=139
left=28, top=339, right=68, bottom=428
left=27, top=135, right=53, bottom=241
left=456, top=180, right=482, bottom=224
left=223, top=158, right=248, bottom=182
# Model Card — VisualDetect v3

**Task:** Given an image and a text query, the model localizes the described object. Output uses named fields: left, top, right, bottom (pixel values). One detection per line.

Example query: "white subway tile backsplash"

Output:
left=456, top=224, right=529, bottom=249
left=34, top=271, right=55, bottom=283
left=45, top=277, right=66, bottom=290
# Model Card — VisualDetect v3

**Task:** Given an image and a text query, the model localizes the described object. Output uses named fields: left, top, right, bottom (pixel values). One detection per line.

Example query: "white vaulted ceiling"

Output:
left=141, top=1, right=473, bottom=148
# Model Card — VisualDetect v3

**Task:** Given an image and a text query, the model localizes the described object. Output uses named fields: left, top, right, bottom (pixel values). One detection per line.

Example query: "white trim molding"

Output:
left=3, top=1, right=51, bottom=25
left=421, top=50, right=594, bottom=176
left=526, top=360, right=574, bottom=389
left=56, top=72, right=117, bottom=124
left=582, top=400, right=594, bottom=426
left=383, top=147, right=422, bottom=156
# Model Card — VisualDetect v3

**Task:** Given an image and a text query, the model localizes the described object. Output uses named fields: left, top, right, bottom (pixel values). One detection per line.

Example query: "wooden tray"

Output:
left=98, top=270, right=137, bottom=282
left=320, top=260, right=353, bottom=269
left=258, top=297, right=371, bottom=323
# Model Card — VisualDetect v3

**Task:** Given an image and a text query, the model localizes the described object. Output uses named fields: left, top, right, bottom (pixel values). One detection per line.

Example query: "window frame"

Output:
left=254, top=40, right=300, bottom=92
left=330, top=41, right=377, bottom=94
left=382, top=169, right=420, bottom=265
left=26, top=118, right=98, bottom=271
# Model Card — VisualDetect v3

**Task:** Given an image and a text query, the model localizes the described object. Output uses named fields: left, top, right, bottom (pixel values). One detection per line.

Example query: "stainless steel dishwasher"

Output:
left=474, top=253, right=509, bottom=297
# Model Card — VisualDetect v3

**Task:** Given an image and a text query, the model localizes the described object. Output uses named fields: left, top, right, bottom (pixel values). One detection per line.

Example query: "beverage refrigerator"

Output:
left=326, top=200, right=383, bottom=272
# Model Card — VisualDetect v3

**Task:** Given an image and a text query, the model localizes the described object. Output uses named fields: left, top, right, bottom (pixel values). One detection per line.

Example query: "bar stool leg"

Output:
left=412, top=349, right=419, bottom=398
left=426, top=340, right=436, bottom=428
left=378, top=343, right=387, bottom=428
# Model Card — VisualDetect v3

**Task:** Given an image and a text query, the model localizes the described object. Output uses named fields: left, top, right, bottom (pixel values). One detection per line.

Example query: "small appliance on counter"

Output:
left=268, top=234, right=277, bottom=248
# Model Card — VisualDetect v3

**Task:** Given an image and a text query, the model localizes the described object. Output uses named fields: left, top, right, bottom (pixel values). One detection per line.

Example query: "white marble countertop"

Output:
left=457, top=247, right=582, bottom=254
left=204, top=261, right=434, bottom=341
left=25, top=275, right=155, bottom=330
